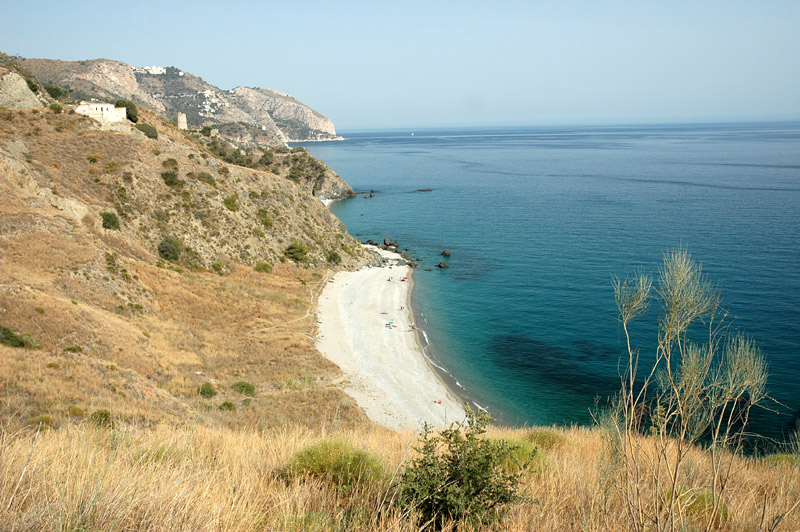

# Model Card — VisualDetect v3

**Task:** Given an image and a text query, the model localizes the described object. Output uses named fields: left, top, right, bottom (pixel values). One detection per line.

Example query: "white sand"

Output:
left=316, top=247, right=466, bottom=431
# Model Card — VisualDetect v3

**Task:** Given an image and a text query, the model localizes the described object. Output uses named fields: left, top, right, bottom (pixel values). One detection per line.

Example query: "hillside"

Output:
left=0, top=63, right=376, bottom=432
left=15, top=56, right=342, bottom=144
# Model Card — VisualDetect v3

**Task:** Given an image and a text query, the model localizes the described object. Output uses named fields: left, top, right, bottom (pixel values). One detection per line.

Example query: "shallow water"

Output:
left=296, top=123, right=800, bottom=440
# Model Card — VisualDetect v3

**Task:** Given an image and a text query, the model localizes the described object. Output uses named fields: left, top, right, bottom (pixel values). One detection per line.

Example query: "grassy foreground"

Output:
left=1, top=420, right=799, bottom=531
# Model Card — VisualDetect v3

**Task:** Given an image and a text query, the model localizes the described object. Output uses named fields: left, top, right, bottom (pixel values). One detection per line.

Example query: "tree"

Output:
left=602, top=248, right=771, bottom=532
left=115, top=99, right=138, bottom=123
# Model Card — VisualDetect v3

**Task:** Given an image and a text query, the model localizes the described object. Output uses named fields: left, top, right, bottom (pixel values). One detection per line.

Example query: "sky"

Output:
left=2, top=0, right=799, bottom=129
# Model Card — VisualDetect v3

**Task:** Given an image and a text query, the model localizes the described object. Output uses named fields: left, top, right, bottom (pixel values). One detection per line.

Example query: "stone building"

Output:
left=177, top=112, right=187, bottom=130
left=75, top=101, right=127, bottom=124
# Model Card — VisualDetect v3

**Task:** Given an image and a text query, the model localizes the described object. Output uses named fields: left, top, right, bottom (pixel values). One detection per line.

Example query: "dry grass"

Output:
left=1, top=422, right=798, bottom=532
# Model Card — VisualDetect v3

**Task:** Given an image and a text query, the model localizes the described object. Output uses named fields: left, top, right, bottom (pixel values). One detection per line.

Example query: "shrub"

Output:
left=0, top=326, right=36, bottom=348
left=525, top=427, right=566, bottom=451
left=326, top=250, right=342, bottom=265
left=49, top=102, right=62, bottom=113
left=160, top=170, right=180, bottom=187
left=68, top=405, right=85, bottom=417
left=100, top=211, right=120, bottom=230
left=197, top=171, right=215, bottom=186
left=90, top=409, right=113, bottom=428
left=25, top=78, right=38, bottom=93
left=218, top=401, right=236, bottom=411
left=398, top=410, right=520, bottom=530
left=27, top=414, right=57, bottom=428
left=218, top=166, right=229, bottom=176
left=135, top=123, right=158, bottom=139
left=64, top=345, right=83, bottom=353
left=43, top=83, right=67, bottom=100
left=46, top=361, right=60, bottom=369
left=254, top=262, right=272, bottom=273
left=201, top=125, right=212, bottom=137
left=223, top=193, right=239, bottom=211
left=198, top=382, right=216, bottom=398
left=256, top=208, right=273, bottom=228
left=231, top=381, right=255, bottom=396
left=283, top=439, right=384, bottom=490
left=496, top=438, right=549, bottom=474
left=157, top=236, right=182, bottom=261
left=34, top=306, right=45, bottom=314
left=115, top=99, right=138, bottom=123
left=162, top=158, right=178, bottom=170
left=284, top=241, right=309, bottom=263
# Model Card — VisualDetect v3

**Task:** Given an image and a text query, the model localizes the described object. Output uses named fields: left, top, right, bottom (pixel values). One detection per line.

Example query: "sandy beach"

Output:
left=316, top=247, right=466, bottom=431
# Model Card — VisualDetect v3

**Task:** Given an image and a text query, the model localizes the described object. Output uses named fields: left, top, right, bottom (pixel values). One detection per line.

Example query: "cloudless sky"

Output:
left=2, top=1, right=799, bottom=129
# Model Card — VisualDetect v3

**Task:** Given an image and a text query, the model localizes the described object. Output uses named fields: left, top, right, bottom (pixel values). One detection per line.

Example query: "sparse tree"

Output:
left=602, top=248, right=778, bottom=532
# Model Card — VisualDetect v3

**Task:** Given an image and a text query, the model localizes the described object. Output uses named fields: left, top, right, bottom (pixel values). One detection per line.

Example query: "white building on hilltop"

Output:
left=75, top=101, right=127, bottom=124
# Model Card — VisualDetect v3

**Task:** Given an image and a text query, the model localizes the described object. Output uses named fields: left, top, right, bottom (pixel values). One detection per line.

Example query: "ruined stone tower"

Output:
left=177, top=112, right=187, bottom=130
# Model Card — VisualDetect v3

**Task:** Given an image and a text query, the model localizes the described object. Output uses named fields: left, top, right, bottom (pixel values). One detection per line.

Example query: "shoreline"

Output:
left=316, top=246, right=466, bottom=431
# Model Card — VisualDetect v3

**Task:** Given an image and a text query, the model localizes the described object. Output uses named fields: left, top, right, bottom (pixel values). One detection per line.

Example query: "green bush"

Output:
left=162, top=158, right=178, bottom=170
left=495, top=438, right=548, bottom=474
left=197, top=171, right=216, bottom=186
left=198, top=382, right=216, bottom=398
left=283, top=439, right=384, bottom=490
left=254, top=262, right=272, bottom=273
left=0, top=326, right=36, bottom=348
left=115, top=99, right=138, bottom=123
left=100, top=211, right=120, bottom=230
left=68, top=405, right=85, bottom=417
left=231, top=381, right=255, bottom=396
left=135, top=123, right=158, bottom=139
left=526, top=427, right=566, bottom=451
left=43, top=83, right=67, bottom=100
left=219, top=401, right=236, bottom=411
left=64, top=344, right=83, bottom=353
left=160, top=170, right=180, bottom=187
left=49, top=102, right=62, bottom=114
left=326, top=250, right=342, bottom=265
left=284, top=241, right=309, bottom=263
left=158, top=236, right=182, bottom=261
left=256, top=208, right=273, bottom=228
left=398, top=410, right=520, bottom=530
left=90, top=409, right=113, bottom=428
left=223, top=193, right=239, bottom=211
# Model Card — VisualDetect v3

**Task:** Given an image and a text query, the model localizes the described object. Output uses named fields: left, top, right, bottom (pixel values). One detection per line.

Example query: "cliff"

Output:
left=15, top=57, right=342, bottom=145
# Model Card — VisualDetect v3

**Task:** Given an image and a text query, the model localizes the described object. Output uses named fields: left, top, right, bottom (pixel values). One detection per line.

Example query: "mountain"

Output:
left=15, top=57, right=342, bottom=144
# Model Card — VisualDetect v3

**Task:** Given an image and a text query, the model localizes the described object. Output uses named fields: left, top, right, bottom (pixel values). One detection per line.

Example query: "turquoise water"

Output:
left=296, top=123, right=800, bottom=440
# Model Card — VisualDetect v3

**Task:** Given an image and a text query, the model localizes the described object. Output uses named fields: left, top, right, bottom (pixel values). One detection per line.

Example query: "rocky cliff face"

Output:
left=0, top=68, right=47, bottom=109
left=231, top=87, right=337, bottom=141
left=16, top=57, right=341, bottom=145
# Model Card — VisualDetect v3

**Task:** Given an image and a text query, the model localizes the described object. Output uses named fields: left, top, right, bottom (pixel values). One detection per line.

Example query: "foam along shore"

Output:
left=316, top=246, right=466, bottom=431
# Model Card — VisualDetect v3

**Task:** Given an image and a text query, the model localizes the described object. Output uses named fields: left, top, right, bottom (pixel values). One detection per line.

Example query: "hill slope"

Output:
left=0, top=68, right=372, bottom=431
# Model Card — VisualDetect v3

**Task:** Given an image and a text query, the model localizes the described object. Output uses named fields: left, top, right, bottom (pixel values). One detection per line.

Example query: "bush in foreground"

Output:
left=283, top=439, right=384, bottom=491
left=0, top=326, right=37, bottom=348
left=398, top=409, right=520, bottom=530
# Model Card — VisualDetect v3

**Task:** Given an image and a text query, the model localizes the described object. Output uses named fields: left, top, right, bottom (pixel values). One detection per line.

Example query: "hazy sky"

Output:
left=2, top=1, right=799, bottom=129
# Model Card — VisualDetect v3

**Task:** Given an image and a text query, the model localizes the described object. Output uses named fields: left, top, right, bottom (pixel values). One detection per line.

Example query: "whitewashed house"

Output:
left=75, top=101, right=127, bottom=124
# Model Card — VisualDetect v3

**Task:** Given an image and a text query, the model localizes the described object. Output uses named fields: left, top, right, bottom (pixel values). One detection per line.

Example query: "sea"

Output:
left=295, top=122, right=800, bottom=442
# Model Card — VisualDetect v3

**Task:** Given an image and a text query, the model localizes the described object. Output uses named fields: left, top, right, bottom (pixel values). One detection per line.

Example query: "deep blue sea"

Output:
left=296, top=123, right=800, bottom=441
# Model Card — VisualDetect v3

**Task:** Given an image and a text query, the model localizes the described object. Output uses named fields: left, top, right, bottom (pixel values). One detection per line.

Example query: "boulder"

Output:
left=436, top=262, right=450, bottom=269
left=384, top=237, right=392, bottom=246
left=441, top=249, right=451, bottom=257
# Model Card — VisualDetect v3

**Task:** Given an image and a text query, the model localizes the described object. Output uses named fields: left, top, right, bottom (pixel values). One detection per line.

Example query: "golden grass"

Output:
left=1, top=422, right=798, bottom=531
